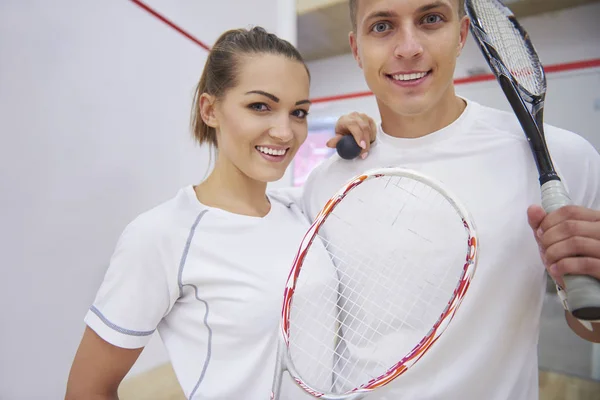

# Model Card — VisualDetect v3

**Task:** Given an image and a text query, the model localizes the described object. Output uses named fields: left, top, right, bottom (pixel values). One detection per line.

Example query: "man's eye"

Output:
left=423, top=14, right=442, bottom=24
left=372, top=22, right=391, bottom=33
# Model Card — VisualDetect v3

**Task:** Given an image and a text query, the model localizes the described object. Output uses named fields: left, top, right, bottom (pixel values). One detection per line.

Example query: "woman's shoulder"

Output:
left=119, top=186, right=205, bottom=244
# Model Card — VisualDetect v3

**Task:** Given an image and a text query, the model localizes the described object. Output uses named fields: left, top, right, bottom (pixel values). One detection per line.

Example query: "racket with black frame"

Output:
left=465, top=0, right=600, bottom=320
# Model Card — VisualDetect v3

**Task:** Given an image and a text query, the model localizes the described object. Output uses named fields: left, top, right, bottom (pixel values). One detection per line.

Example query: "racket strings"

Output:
left=287, top=175, right=470, bottom=394
left=473, top=0, right=544, bottom=95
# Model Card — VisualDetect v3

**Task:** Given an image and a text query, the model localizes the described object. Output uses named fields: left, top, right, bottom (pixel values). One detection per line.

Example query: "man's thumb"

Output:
left=527, top=204, right=546, bottom=231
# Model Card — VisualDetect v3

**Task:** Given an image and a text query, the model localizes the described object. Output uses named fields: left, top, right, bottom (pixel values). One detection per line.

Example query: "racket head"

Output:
left=278, top=168, right=478, bottom=399
left=465, top=0, right=546, bottom=101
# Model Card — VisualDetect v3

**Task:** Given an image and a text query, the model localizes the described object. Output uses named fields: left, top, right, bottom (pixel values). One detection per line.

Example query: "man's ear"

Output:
left=199, top=93, right=219, bottom=129
left=457, top=15, right=470, bottom=56
left=349, top=31, right=363, bottom=69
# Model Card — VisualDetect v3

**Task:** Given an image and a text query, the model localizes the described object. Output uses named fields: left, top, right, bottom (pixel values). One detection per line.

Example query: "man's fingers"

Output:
left=540, top=220, right=600, bottom=249
left=527, top=205, right=546, bottom=248
left=544, top=237, right=600, bottom=267
left=527, top=205, right=546, bottom=233
left=550, top=257, right=600, bottom=282
left=540, top=205, right=600, bottom=232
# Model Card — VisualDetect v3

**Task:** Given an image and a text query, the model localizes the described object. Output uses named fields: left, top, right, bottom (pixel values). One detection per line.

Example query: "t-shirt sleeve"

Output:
left=551, top=130, right=600, bottom=210
left=579, top=141, right=600, bottom=210
left=84, top=217, right=174, bottom=349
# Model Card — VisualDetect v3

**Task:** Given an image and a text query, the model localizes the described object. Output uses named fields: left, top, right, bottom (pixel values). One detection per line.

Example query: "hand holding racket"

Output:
left=465, top=0, right=600, bottom=320
left=271, top=168, right=478, bottom=399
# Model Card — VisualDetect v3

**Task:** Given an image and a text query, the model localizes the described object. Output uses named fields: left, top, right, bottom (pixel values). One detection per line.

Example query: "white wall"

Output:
left=0, top=0, right=295, bottom=398
left=306, top=3, right=600, bottom=151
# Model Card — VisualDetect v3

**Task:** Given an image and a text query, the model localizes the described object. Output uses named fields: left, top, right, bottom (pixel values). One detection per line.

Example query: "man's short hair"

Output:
left=349, top=0, right=466, bottom=32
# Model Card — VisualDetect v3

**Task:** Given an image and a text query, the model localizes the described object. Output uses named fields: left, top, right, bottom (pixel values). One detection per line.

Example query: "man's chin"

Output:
left=381, top=94, right=432, bottom=117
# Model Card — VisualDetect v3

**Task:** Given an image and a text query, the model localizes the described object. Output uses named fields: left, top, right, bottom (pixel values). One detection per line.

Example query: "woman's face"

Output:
left=206, top=53, right=311, bottom=183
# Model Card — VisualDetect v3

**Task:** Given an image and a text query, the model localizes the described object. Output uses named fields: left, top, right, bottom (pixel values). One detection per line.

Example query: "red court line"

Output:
left=126, top=0, right=599, bottom=105
left=129, top=0, right=211, bottom=51
left=312, top=58, right=600, bottom=104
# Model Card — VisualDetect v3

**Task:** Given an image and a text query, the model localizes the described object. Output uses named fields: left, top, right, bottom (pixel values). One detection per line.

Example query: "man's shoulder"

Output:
left=543, top=124, right=598, bottom=157
left=465, top=99, right=599, bottom=204
left=465, top=100, right=528, bottom=138
left=466, top=100, right=597, bottom=152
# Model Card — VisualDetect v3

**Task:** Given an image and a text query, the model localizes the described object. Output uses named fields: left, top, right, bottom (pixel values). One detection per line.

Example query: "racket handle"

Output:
left=541, top=180, right=600, bottom=321
left=270, top=339, right=285, bottom=400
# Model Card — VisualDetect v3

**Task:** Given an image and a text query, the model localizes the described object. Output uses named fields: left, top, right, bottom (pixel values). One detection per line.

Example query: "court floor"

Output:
left=118, top=362, right=600, bottom=400
left=118, top=289, right=600, bottom=400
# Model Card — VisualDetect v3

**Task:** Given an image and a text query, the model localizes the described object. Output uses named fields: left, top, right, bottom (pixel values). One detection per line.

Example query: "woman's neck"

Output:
left=195, top=157, right=270, bottom=217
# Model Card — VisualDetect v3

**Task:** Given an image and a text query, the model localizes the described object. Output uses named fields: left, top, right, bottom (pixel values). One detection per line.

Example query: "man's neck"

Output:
left=378, top=94, right=466, bottom=139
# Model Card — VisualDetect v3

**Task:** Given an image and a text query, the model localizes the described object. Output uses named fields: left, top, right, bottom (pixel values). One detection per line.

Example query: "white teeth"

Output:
left=256, top=146, right=287, bottom=156
left=392, top=72, right=427, bottom=81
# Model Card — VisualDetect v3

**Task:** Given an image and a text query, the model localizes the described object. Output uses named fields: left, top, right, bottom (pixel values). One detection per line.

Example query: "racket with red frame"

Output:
left=270, top=167, right=478, bottom=399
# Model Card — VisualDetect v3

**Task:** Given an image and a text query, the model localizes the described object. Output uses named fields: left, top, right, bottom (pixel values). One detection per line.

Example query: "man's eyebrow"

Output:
left=364, top=2, right=452, bottom=23
left=417, top=1, right=452, bottom=14
left=364, top=10, right=399, bottom=23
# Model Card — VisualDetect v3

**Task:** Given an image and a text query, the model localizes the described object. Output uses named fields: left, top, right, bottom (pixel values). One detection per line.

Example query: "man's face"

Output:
left=350, top=0, right=469, bottom=117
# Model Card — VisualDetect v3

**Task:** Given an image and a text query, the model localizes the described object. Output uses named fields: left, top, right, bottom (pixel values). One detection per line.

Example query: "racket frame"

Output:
left=466, top=1, right=559, bottom=185
left=271, top=167, right=478, bottom=399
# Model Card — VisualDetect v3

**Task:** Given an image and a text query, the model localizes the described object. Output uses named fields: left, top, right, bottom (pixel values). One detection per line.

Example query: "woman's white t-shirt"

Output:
left=85, top=186, right=334, bottom=399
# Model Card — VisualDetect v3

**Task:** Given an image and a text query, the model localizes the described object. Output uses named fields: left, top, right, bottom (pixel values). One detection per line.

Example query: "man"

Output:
left=302, top=0, right=600, bottom=398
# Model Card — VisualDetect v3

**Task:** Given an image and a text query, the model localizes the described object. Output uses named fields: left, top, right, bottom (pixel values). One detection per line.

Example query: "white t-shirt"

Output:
left=85, top=185, right=336, bottom=400
left=300, top=99, right=600, bottom=400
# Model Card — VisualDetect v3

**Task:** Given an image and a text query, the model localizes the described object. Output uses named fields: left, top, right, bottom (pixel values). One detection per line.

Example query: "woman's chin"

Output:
left=258, top=171, right=286, bottom=183
left=247, top=160, right=293, bottom=183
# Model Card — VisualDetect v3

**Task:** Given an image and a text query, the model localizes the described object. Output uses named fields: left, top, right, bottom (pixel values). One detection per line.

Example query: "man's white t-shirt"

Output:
left=301, top=99, right=600, bottom=400
left=85, top=185, right=336, bottom=399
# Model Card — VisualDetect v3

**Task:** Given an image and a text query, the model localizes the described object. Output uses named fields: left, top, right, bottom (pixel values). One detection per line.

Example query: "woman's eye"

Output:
left=249, top=103, right=269, bottom=112
left=423, top=14, right=442, bottom=24
left=293, top=109, right=309, bottom=119
left=372, top=22, right=391, bottom=33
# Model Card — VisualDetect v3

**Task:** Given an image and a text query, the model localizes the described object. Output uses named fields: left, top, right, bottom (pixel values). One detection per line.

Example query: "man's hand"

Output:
left=527, top=205, right=600, bottom=288
left=527, top=204, right=600, bottom=342
left=327, top=112, right=377, bottom=159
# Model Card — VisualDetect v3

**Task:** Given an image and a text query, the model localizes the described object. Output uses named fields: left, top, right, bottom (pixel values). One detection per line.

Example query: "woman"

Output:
left=65, top=27, right=375, bottom=400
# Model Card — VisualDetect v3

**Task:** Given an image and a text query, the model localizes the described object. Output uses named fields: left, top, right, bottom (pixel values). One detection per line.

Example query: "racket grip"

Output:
left=270, top=339, right=285, bottom=400
left=541, top=179, right=572, bottom=213
left=541, top=180, right=600, bottom=321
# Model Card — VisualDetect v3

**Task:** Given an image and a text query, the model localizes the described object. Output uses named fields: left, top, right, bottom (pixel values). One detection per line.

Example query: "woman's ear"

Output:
left=199, top=93, right=219, bottom=129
